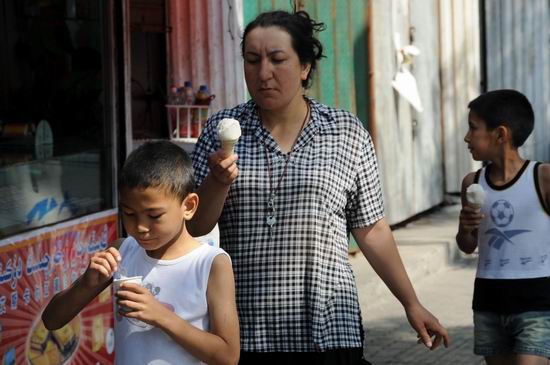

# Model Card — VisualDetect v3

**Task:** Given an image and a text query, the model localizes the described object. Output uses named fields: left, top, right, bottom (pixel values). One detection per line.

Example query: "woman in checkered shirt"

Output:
left=190, top=9, right=450, bottom=365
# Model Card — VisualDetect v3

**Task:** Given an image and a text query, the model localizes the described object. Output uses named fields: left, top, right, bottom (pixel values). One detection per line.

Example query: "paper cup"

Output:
left=113, top=276, right=142, bottom=312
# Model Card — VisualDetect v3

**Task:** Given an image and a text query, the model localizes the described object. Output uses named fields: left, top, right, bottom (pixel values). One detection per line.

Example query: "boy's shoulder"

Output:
left=539, top=162, right=550, bottom=177
left=461, top=170, right=481, bottom=190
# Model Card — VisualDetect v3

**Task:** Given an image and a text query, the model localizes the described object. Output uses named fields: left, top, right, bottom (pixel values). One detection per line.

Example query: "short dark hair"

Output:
left=241, top=10, right=325, bottom=89
left=468, top=89, right=534, bottom=147
left=118, top=141, right=195, bottom=201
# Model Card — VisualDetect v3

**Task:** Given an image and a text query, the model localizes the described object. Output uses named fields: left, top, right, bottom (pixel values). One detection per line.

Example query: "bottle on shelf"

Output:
left=168, top=84, right=181, bottom=138
left=176, top=81, right=194, bottom=138
left=182, top=81, right=195, bottom=105
left=191, top=85, right=215, bottom=138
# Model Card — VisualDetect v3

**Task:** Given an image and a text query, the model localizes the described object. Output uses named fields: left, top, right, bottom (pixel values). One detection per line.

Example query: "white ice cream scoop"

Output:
left=218, top=118, right=241, bottom=154
left=466, top=183, right=486, bottom=207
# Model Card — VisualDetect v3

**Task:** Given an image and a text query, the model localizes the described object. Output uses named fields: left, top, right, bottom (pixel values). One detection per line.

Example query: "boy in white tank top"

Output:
left=456, top=89, right=550, bottom=365
left=42, top=141, right=240, bottom=365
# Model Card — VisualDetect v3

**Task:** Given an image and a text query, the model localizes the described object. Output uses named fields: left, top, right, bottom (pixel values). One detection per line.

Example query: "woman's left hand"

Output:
left=405, top=303, right=450, bottom=350
left=116, top=283, right=172, bottom=326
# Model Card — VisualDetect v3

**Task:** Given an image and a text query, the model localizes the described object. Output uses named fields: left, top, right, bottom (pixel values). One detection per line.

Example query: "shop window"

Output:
left=0, top=0, right=114, bottom=237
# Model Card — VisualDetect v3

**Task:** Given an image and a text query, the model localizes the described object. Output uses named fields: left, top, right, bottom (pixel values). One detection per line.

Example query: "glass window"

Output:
left=0, top=0, right=113, bottom=238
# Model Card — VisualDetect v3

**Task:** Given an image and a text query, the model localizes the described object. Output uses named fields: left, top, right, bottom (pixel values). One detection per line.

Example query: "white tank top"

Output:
left=476, top=161, right=550, bottom=279
left=114, top=237, right=229, bottom=365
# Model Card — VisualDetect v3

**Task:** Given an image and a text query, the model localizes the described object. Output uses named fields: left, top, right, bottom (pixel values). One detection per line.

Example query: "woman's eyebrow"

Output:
left=245, top=49, right=285, bottom=56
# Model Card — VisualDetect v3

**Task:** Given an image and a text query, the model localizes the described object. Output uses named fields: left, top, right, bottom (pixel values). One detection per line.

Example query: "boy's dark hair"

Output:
left=468, top=89, right=534, bottom=147
left=241, top=10, right=325, bottom=89
left=118, top=141, right=195, bottom=201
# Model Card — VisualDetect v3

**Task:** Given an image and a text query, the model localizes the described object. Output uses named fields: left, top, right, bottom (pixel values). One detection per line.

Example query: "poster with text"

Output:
left=0, top=209, right=118, bottom=365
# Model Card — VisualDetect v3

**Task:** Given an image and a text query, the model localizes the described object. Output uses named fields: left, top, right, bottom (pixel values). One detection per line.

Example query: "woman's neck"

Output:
left=260, top=96, right=309, bottom=153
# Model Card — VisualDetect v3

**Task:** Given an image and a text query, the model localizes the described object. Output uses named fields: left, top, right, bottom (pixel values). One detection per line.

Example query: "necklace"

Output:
left=263, top=101, right=310, bottom=229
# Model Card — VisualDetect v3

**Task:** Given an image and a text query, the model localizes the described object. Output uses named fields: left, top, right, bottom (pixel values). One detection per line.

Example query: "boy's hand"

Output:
left=116, top=283, right=171, bottom=326
left=208, top=150, right=239, bottom=186
left=405, top=303, right=450, bottom=350
left=83, top=247, right=121, bottom=288
left=458, top=205, right=483, bottom=233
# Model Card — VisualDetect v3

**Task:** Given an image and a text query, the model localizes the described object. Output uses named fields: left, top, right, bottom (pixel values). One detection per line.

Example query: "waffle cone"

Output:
left=221, top=139, right=238, bottom=154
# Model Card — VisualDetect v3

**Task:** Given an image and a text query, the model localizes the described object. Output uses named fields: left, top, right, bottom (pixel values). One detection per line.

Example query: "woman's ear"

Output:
left=300, top=63, right=312, bottom=81
left=181, top=193, right=199, bottom=220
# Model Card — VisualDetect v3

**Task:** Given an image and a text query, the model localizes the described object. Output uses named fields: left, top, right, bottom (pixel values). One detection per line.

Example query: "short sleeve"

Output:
left=191, top=117, right=219, bottom=187
left=345, top=132, right=385, bottom=229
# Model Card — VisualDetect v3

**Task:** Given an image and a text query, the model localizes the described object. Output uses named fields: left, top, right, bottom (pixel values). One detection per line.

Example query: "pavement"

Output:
left=351, top=202, right=486, bottom=365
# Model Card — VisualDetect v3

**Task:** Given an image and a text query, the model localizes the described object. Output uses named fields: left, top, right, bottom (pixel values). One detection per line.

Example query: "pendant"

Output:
left=266, top=215, right=276, bottom=227
left=267, top=193, right=276, bottom=228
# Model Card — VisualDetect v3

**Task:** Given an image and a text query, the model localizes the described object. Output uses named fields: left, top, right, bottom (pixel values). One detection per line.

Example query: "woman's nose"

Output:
left=259, top=59, right=273, bottom=80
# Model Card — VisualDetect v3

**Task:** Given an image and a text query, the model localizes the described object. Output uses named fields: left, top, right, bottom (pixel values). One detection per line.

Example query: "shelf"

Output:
left=165, top=105, right=210, bottom=140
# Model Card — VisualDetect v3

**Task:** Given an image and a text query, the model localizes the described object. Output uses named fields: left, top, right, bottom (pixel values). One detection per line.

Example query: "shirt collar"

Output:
left=244, top=96, right=327, bottom=154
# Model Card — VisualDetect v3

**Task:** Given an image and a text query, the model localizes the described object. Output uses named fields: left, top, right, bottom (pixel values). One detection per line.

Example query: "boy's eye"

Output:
left=149, top=214, right=164, bottom=220
left=122, top=211, right=134, bottom=216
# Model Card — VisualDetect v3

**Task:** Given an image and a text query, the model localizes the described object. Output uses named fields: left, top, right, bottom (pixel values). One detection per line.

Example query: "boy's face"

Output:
left=464, top=110, right=497, bottom=161
left=119, top=187, right=187, bottom=258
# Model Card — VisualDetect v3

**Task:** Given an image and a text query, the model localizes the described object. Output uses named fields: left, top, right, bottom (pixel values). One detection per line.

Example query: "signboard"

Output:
left=0, top=209, right=118, bottom=365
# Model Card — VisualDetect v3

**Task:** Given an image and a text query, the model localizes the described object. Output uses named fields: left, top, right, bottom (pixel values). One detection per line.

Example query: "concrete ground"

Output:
left=352, top=203, right=486, bottom=365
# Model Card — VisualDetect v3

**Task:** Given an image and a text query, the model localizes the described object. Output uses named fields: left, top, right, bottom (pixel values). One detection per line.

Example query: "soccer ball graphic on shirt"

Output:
left=489, top=199, right=514, bottom=227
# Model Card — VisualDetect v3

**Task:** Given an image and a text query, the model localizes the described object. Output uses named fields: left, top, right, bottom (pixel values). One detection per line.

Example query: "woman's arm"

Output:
left=188, top=151, right=238, bottom=237
left=352, top=218, right=450, bottom=349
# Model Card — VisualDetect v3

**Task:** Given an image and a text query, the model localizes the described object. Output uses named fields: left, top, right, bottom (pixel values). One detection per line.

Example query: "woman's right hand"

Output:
left=83, top=247, right=121, bottom=288
left=208, top=150, right=239, bottom=186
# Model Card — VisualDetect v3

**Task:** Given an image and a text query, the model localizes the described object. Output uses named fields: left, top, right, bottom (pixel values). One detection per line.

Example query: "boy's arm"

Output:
left=456, top=172, right=482, bottom=254
left=42, top=247, right=121, bottom=330
left=538, top=163, right=550, bottom=212
left=42, top=275, right=111, bottom=330
left=352, top=219, right=450, bottom=350
left=121, top=254, right=240, bottom=365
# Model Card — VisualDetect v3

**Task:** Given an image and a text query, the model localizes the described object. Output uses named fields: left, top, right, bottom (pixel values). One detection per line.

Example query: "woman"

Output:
left=190, top=10, right=449, bottom=365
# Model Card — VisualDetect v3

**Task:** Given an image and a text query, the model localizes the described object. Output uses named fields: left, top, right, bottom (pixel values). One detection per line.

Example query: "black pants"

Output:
left=238, top=348, right=372, bottom=365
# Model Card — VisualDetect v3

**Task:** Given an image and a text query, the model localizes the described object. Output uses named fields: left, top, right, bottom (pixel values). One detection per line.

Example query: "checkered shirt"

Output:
left=192, top=98, right=385, bottom=352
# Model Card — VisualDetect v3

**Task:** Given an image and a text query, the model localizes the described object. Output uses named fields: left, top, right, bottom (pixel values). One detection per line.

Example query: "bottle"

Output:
left=194, top=84, right=214, bottom=105
left=182, top=81, right=195, bottom=105
left=177, top=81, right=194, bottom=138
left=192, top=85, right=215, bottom=138
left=169, top=85, right=180, bottom=104
left=169, top=85, right=181, bottom=137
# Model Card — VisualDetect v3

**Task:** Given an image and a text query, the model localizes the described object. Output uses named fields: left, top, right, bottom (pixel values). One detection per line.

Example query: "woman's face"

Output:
left=243, top=26, right=311, bottom=112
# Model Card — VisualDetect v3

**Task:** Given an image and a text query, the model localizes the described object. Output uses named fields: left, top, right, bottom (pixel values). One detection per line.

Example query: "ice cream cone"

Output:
left=466, top=183, right=486, bottom=208
left=221, top=139, right=238, bottom=154
left=218, top=118, right=241, bottom=155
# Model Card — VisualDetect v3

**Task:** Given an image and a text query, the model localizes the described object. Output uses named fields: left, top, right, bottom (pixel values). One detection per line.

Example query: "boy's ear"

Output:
left=181, top=193, right=199, bottom=220
left=495, top=125, right=511, bottom=144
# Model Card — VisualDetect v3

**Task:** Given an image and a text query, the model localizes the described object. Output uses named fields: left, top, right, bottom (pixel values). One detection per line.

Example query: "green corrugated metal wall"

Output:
left=243, top=0, right=369, bottom=253
left=243, top=0, right=370, bottom=127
